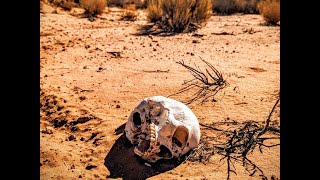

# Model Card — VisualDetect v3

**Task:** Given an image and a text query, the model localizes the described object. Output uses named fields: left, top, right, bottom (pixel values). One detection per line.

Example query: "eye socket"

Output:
left=133, top=112, right=141, bottom=126
left=172, top=126, right=189, bottom=147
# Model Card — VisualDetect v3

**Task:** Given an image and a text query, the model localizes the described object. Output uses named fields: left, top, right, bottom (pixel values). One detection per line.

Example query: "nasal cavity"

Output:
left=137, top=140, right=150, bottom=153
left=133, top=112, right=141, bottom=126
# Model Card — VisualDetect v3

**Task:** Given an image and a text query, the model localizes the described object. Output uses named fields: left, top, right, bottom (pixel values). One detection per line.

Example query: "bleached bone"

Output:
left=125, top=96, right=201, bottom=163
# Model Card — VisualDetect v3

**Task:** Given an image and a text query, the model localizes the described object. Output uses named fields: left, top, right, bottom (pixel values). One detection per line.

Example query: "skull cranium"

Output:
left=124, top=96, right=201, bottom=162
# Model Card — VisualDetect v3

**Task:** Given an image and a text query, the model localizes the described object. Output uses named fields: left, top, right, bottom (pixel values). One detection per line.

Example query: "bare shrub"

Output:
left=80, top=0, right=106, bottom=16
left=146, top=0, right=212, bottom=33
left=257, top=0, right=280, bottom=25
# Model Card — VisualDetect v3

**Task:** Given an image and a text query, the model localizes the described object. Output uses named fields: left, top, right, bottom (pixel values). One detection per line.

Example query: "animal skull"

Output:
left=125, top=96, right=201, bottom=163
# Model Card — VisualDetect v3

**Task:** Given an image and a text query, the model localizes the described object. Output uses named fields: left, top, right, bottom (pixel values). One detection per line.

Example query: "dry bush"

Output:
left=212, top=0, right=260, bottom=15
left=257, top=0, right=280, bottom=25
left=80, top=0, right=106, bottom=16
left=147, top=0, right=212, bottom=33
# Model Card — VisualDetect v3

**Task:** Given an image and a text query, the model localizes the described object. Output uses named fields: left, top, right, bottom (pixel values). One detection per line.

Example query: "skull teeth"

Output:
left=149, top=123, right=156, bottom=145
left=134, top=122, right=160, bottom=158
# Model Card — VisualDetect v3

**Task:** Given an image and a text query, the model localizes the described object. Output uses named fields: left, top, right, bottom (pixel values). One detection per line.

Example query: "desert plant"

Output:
left=147, top=0, right=212, bottom=33
left=170, top=57, right=228, bottom=104
left=257, top=0, right=280, bottom=25
left=80, top=0, right=106, bottom=17
left=162, top=0, right=212, bottom=32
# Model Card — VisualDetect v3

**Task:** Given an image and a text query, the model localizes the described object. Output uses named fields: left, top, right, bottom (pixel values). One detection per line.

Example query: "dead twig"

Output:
left=211, top=32, right=234, bottom=35
left=169, top=57, right=228, bottom=104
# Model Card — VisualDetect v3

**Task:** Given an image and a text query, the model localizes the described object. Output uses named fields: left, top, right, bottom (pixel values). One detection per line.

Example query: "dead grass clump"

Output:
left=80, top=0, right=106, bottom=17
left=147, top=0, right=212, bottom=33
left=146, top=0, right=162, bottom=22
left=257, top=0, right=280, bottom=25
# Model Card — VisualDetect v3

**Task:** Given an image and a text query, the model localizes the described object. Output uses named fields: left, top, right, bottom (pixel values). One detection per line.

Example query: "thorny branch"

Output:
left=169, top=57, right=228, bottom=105
left=185, top=99, right=280, bottom=180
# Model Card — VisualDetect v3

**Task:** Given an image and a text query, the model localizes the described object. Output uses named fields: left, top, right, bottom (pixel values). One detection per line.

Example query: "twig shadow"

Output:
left=104, top=134, right=183, bottom=180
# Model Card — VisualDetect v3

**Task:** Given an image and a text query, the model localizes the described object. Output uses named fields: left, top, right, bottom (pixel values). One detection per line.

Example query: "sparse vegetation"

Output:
left=80, top=0, right=106, bottom=17
left=42, top=0, right=80, bottom=11
left=257, top=0, right=280, bottom=25
left=146, top=0, right=212, bottom=33
left=212, top=0, right=260, bottom=15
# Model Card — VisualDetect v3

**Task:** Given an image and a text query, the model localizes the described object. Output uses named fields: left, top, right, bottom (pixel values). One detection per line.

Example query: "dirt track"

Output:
left=40, top=5, right=280, bottom=180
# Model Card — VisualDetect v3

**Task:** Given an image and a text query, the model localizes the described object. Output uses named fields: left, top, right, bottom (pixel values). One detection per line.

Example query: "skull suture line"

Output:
left=125, top=96, right=201, bottom=163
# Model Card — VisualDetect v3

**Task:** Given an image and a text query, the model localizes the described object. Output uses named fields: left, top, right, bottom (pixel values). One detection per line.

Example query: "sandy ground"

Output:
left=40, top=3, right=280, bottom=180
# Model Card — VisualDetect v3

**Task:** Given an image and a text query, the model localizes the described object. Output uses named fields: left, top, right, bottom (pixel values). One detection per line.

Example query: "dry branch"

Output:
left=185, top=98, right=280, bottom=180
